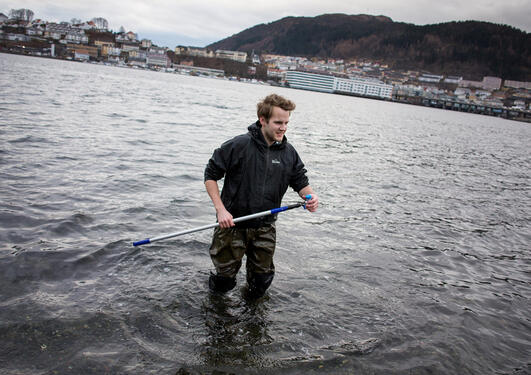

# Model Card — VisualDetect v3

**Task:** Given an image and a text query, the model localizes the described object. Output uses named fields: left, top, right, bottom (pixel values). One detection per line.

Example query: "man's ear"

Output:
left=259, top=116, right=267, bottom=126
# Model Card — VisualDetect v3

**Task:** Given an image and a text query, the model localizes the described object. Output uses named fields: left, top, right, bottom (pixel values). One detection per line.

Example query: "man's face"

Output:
left=260, top=106, right=290, bottom=145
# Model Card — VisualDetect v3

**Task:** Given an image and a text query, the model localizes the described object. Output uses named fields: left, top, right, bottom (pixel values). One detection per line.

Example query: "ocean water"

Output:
left=0, top=53, right=530, bottom=374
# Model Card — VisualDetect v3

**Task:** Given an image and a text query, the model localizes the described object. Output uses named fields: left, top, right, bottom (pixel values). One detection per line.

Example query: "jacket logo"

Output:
left=271, top=159, right=281, bottom=164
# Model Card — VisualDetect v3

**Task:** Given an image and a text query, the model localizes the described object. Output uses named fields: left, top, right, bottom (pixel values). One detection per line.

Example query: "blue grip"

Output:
left=133, top=238, right=151, bottom=247
left=271, top=207, right=287, bottom=214
left=305, top=194, right=312, bottom=200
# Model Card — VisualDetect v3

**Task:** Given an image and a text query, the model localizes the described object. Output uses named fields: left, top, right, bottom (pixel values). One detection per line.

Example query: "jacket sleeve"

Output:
left=204, top=139, right=233, bottom=181
left=289, top=148, right=309, bottom=193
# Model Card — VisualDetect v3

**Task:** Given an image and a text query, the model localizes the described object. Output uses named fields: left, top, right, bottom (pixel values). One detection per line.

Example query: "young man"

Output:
left=204, top=94, right=318, bottom=298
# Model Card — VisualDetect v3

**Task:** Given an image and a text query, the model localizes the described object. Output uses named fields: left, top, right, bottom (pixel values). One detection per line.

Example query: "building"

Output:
left=444, top=76, right=462, bottom=84
left=419, top=74, right=443, bottom=83
left=504, top=80, right=531, bottom=90
left=215, top=49, right=247, bottom=63
left=286, top=70, right=335, bottom=93
left=141, top=39, right=152, bottom=49
left=175, top=46, right=215, bottom=58
left=96, top=41, right=117, bottom=57
left=286, top=70, right=393, bottom=99
left=482, top=76, right=502, bottom=90
left=460, top=76, right=502, bottom=91
left=67, top=44, right=98, bottom=60
left=44, top=23, right=70, bottom=40
left=174, top=64, right=224, bottom=77
left=147, top=47, right=169, bottom=67
left=334, top=77, right=393, bottom=99
left=65, top=30, right=88, bottom=44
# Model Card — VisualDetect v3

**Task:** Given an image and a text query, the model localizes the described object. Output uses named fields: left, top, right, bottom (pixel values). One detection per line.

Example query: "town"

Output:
left=1, top=9, right=530, bottom=122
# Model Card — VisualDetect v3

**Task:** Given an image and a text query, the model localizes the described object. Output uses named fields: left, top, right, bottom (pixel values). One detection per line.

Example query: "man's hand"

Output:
left=216, top=207, right=235, bottom=228
left=304, top=193, right=319, bottom=212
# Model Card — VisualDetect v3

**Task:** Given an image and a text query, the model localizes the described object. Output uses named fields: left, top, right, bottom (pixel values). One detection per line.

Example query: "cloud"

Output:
left=1, top=0, right=529, bottom=48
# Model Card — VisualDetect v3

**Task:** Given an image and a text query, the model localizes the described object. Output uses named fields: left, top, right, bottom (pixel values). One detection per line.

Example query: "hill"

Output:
left=207, top=14, right=531, bottom=81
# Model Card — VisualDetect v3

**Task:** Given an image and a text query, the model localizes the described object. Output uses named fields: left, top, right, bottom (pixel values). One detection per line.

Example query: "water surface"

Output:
left=1, top=53, right=530, bottom=374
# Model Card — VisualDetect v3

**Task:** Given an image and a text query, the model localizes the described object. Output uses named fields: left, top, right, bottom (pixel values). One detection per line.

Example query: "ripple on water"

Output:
left=0, top=53, right=530, bottom=374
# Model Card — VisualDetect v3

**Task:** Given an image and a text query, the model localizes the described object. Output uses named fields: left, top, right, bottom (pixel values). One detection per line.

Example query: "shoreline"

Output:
left=2, top=51, right=530, bottom=124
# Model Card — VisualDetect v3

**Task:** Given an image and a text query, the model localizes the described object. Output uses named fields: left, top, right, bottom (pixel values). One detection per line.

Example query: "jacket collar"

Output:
left=248, top=120, right=287, bottom=149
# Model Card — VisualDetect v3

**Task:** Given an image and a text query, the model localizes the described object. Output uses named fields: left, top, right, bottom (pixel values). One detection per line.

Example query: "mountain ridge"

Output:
left=207, top=14, right=530, bottom=81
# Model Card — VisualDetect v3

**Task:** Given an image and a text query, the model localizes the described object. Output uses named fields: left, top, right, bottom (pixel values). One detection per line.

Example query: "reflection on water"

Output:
left=201, top=291, right=273, bottom=369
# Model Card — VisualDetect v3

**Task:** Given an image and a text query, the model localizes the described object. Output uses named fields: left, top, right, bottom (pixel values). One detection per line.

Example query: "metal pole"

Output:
left=133, top=201, right=306, bottom=247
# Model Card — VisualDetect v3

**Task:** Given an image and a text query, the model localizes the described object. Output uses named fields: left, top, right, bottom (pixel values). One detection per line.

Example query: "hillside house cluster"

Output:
left=0, top=14, right=172, bottom=68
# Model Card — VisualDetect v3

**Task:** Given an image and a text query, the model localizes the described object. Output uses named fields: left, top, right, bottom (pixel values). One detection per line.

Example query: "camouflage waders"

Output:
left=209, top=224, right=276, bottom=298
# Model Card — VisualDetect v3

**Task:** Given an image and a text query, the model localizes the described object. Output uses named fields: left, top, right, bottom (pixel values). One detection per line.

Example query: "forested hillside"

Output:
left=208, top=14, right=530, bottom=81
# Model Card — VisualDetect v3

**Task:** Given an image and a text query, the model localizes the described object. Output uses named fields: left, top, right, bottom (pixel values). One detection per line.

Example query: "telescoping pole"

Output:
left=132, top=197, right=310, bottom=247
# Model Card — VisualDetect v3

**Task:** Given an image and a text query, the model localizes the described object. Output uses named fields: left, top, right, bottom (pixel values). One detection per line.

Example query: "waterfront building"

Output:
left=147, top=47, right=169, bottom=68
left=444, top=76, right=462, bottom=84
left=419, top=74, right=443, bottom=83
left=67, top=44, right=98, bottom=61
left=504, top=80, right=531, bottom=90
left=334, top=76, right=393, bottom=99
left=460, top=76, right=503, bottom=91
left=286, top=70, right=393, bottom=99
left=482, top=76, right=502, bottom=90
left=173, top=64, right=224, bottom=77
left=286, top=70, right=335, bottom=93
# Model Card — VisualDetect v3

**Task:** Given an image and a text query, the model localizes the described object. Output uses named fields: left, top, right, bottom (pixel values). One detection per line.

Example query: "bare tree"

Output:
left=70, top=18, right=82, bottom=25
left=91, top=17, right=109, bottom=30
left=9, top=8, right=34, bottom=22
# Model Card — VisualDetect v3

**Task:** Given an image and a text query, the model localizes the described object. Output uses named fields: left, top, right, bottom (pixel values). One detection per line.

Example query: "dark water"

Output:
left=1, top=53, right=530, bottom=374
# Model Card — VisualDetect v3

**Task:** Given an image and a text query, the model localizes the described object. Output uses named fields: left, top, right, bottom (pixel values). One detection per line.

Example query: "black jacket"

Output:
left=204, top=121, right=309, bottom=227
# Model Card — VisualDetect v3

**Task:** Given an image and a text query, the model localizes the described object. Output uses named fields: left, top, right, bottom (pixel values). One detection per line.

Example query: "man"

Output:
left=204, top=93, right=318, bottom=298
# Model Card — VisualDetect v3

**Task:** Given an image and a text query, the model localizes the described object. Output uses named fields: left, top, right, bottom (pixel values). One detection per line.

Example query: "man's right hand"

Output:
left=216, top=207, right=235, bottom=228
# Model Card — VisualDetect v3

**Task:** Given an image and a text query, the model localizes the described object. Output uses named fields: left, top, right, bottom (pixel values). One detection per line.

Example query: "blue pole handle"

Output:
left=133, top=238, right=151, bottom=247
left=305, top=194, right=312, bottom=200
left=271, top=206, right=288, bottom=214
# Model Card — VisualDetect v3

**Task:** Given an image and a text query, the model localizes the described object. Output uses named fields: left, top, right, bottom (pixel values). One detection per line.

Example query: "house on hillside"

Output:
left=215, top=49, right=247, bottom=63
left=175, top=46, right=215, bottom=58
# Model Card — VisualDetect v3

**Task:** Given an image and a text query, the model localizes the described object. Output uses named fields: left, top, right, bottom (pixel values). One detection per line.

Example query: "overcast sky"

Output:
left=1, top=0, right=530, bottom=48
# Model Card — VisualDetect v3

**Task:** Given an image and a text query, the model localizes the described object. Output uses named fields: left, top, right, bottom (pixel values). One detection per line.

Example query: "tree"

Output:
left=9, top=8, right=34, bottom=22
left=91, top=17, right=108, bottom=30
left=70, top=18, right=82, bottom=25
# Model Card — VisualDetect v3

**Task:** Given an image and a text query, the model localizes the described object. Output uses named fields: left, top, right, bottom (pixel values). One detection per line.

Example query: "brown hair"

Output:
left=257, top=94, right=296, bottom=121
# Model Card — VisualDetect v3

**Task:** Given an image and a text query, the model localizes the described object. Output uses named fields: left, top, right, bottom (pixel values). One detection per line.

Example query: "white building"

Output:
left=147, top=47, right=169, bottom=67
left=334, top=77, right=393, bottom=99
left=286, top=70, right=393, bottom=99
left=419, top=74, right=443, bottom=83
left=504, top=80, right=531, bottom=90
left=444, top=76, right=462, bottom=84
left=65, top=30, right=88, bottom=44
left=215, top=50, right=247, bottom=63
left=286, top=71, right=335, bottom=93
left=482, top=76, right=502, bottom=90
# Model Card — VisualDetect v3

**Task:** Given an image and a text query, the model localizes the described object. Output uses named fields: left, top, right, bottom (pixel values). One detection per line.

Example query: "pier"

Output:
left=394, top=94, right=531, bottom=122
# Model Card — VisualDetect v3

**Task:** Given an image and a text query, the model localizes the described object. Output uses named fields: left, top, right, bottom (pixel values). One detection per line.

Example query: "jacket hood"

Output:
left=247, top=120, right=287, bottom=149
